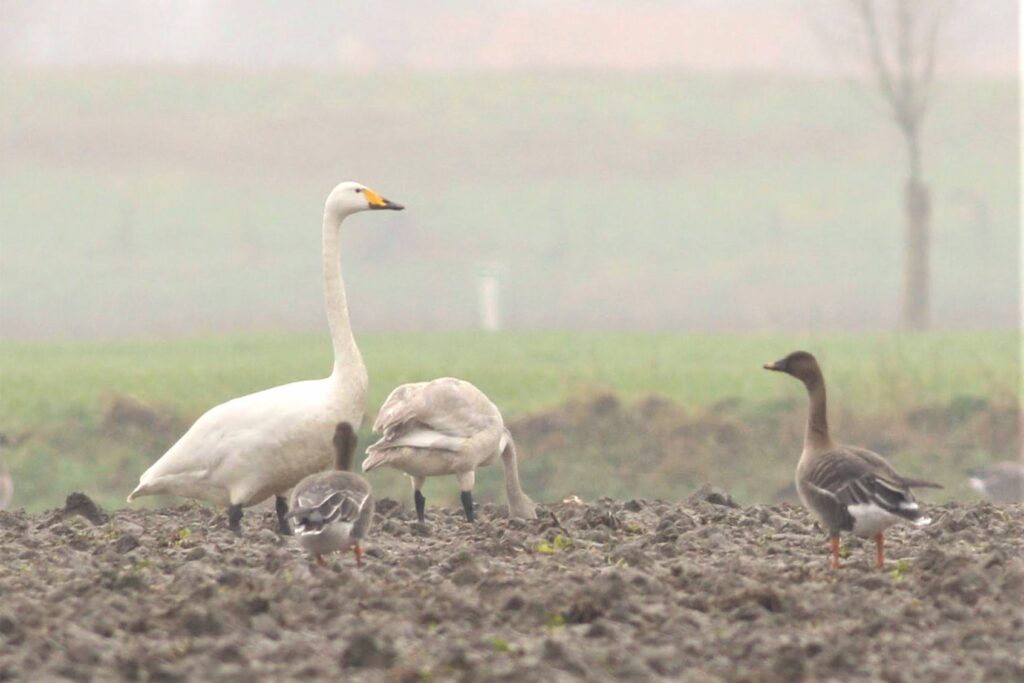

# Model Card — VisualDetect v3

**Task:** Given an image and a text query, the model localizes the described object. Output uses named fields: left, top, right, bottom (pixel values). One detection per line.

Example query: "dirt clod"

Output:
left=688, top=483, right=739, bottom=508
left=61, top=491, right=109, bottom=525
left=114, top=533, right=140, bottom=553
left=342, top=631, right=397, bottom=669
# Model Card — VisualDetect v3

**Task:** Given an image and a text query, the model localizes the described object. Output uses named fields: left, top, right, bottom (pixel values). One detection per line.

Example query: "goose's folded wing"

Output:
left=293, top=488, right=371, bottom=525
left=807, top=449, right=918, bottom=516
left=845, top=446, right=943, bottom=489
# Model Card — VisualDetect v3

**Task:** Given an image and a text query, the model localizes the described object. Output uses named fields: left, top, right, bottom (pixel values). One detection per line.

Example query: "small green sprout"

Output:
left=537, top=534, right=573, bottom=555
left=890, top=559, right=912, bottom=582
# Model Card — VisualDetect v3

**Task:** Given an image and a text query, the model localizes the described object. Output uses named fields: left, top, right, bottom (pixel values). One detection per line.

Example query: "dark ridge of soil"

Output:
left=1, top=493, right=1022, bottom=682
left=507, top=391, right=1020, bottom=503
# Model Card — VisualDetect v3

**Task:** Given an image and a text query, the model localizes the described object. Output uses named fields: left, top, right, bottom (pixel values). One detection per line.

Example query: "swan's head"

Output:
left=326, top=181, right=404, bottom=217
left=763, top=350, right=822, bottom=385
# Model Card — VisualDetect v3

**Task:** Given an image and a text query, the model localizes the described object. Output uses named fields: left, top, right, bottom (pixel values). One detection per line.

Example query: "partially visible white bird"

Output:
left=362, top=378, right=537, bottom=522
left=127, top=182, right=403, bottom=534
left=968, top=462, right=1024, bottom=503
left=0, top=455, right=12, bottom=511
left=288, top=422, right=375, bottom=567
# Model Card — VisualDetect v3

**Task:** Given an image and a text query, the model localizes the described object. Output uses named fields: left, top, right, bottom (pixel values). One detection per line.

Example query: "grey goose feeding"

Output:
left=288, top=422, right=375, bottom=567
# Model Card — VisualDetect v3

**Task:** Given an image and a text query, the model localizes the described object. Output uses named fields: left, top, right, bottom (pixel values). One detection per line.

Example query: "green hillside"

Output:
left=1, top=331, right=1017, bottom=511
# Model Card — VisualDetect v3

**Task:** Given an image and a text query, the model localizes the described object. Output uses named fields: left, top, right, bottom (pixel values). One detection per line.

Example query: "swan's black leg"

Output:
left=228, top=505, right=243, bottom=535
left=414, top=489, right=426, bottom=523
left=461, top=491, right=475, bottom=523
left=275, top=496, right=292, bottom=535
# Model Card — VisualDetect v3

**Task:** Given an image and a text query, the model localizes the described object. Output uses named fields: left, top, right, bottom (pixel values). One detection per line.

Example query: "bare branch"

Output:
left=896, top=0, right=915, bottom=103
left=854, top=0, right=902, bottom=113
left=803, top=2, right=889, bottom=116
left=912, top=0, right=953, bottom=121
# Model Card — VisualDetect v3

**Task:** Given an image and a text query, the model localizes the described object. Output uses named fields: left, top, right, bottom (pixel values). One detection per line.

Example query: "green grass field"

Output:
left=1, top=331, right=1018, bottom=512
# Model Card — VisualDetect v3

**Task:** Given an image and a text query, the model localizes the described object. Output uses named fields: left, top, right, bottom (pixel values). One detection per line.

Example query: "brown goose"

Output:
left=287, top=422, right=375, bottom=567
left=764, top=351, right=941, bottom=570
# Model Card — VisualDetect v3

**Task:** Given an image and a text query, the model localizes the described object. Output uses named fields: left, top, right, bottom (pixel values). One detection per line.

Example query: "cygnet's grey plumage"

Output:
left=363, top=377, right=536, bottom=523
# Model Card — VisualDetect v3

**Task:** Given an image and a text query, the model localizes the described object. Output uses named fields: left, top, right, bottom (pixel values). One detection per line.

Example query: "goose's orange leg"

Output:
left=874, top=533, right=884, bottom=570
left=829, top=536, right=841, bottom=570
left=353, top=544, right=363, bottom=568
left=316, top=554, right=326, bottom=568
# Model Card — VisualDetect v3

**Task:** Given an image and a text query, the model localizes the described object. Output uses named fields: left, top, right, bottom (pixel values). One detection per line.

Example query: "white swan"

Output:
left=127, top=182, right=403, bottom=534
left=362, top=377, right=537, bottom=522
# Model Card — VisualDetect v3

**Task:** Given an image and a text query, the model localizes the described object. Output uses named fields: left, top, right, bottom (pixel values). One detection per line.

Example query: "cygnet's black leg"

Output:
left=414, top=489, right=426, bottom=523
left=461, top=490, right=475, bottom=523
left=228, top=504, right=243, bottom=535
left=275, top=496, right=292, bottom=535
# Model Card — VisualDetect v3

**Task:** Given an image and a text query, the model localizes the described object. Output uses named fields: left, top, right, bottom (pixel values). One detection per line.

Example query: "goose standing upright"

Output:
left=764, top=351, right=941, bottom=570
left=362, top=378, right=537, bottom=522
left=287, top=422, right=375, bottom=567
left=127, top=182, right=403, bottom=534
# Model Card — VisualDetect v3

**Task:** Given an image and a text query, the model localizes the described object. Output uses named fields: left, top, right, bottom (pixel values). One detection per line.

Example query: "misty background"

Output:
left=0, top=0, right=1018, bottom=339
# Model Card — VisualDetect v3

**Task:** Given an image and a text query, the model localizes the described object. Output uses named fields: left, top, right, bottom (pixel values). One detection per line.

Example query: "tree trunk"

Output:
left=901, top=177, right=931, bottom=330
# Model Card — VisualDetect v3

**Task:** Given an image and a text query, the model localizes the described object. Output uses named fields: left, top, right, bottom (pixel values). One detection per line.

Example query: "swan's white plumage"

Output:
left=128, top=181, right=398, bottom=511
left=128, top=376, right=366, bottom=507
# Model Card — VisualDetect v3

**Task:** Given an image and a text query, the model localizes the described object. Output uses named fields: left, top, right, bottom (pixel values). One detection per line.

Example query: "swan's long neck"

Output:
left=500, top=430, right=537, bottom=519
left=802, top=373, right=833, bottom=452
left=323, top=210, right=364, bottom=380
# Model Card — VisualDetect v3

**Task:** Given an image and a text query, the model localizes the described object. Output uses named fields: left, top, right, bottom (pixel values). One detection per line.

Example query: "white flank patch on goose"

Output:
left=848, top=503, right=903, bottom=537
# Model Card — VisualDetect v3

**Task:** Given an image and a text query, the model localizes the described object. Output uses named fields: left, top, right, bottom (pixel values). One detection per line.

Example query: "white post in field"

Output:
left=478, top=271, right=502, bottom=332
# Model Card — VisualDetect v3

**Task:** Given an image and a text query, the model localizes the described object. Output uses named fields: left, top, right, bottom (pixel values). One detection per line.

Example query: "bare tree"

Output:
left=815, top=1, right=953, bottom=330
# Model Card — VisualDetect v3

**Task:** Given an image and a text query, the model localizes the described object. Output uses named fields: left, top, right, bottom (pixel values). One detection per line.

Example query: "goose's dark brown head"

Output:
left=763, top=350, right=822, bottom=385
left=333, top=422, right=358, bottom=471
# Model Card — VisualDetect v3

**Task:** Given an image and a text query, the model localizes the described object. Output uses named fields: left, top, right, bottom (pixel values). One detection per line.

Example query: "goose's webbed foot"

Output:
left=275, top=496, right=292, bottom=535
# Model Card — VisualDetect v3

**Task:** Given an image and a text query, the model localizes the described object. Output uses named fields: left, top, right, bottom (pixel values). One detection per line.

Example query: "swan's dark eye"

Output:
left=354, top=188, right=362, bottom=193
